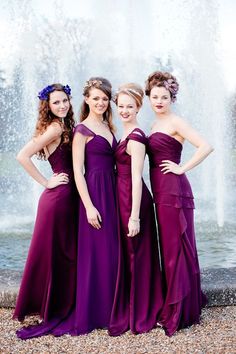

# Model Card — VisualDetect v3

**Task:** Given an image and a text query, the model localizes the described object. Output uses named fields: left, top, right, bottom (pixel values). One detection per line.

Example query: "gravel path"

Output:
left=0, top=306, right=235, bottom=353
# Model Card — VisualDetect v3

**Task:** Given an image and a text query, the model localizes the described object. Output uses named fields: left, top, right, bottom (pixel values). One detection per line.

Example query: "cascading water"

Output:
left=0, top=0, right=235, bottom=270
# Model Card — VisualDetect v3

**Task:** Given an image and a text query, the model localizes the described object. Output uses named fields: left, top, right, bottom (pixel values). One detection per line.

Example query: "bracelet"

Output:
left=129, top=217, right=140, bottom=223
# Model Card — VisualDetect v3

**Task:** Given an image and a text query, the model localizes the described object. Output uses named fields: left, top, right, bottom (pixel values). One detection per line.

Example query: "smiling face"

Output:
left=149, top=86, right=172, bottom=114
left=85, top=88, right=109, bottom=116
left=49, top=90, right=70, bottom=118
left=117, top=93, right=139, bottom=124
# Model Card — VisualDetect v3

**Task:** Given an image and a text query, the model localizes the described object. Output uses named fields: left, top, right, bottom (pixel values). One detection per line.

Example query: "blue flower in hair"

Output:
left=37, top=85, right=54, bottom=100
left=38, top=84, right=72, bottom=100
left=63, top=85, right=71, bottom=96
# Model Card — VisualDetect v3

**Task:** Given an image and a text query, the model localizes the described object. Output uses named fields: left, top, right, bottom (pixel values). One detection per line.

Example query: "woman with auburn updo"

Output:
left=146, top=71, right=213, bottom=336
left=13, top=84, right=78, bottom=338
left=109, top=83, right=163, bottom=336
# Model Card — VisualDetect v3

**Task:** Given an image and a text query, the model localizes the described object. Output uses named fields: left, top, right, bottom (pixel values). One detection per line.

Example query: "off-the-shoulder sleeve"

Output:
left=73, top=124, right=95, bottom=137
left=127, top=128, right=147, bottom=145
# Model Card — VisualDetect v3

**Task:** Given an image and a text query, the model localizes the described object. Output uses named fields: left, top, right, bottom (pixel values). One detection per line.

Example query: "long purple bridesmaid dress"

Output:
left=14, top=142, right=78, bottom=324
left=67, top=123, right=118, bottom=334
left=109, top=128, right=163, bottom=336
left=148, top=132, right=207, bottom=336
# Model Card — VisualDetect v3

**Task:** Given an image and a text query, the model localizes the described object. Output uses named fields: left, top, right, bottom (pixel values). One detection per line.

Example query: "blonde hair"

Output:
left=114, top=83, right=144, bottom=108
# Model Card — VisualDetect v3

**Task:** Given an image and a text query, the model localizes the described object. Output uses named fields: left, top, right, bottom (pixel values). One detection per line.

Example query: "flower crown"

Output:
left=163, top=79, right=179, bottom=102
left=83, top=79, right=103, bottom=91
left=113, top=87, right=143, bottom=103
left=118, top=88, right=142, bottom=97
left=38, top=84, right=71, bottom=100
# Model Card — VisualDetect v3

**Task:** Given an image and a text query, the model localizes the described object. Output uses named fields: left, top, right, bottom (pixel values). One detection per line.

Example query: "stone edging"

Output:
left=0, top=267, right=236, bottom=308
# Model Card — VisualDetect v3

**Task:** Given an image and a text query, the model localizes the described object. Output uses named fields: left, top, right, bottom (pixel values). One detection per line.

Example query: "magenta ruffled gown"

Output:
left=16, top=124, right=119, bottom=339
left=14, top=142, right=78, bottom=324
left=109, top=128, right=163, bottom=336
left=148, top=132, right=207, bottom=336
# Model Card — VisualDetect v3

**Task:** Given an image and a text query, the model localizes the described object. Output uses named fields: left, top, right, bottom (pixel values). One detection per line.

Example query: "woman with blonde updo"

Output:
left=109, top=83, right=163, bottom=336
left=14, top=84, right=78, bottom=339
left=146, top=71, right=213, bottom=336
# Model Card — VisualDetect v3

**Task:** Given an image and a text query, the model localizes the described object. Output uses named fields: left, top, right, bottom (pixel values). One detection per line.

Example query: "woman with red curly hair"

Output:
left=146, top=71, right=213, bottom=336
left=13, top=84, right=78, bottom=337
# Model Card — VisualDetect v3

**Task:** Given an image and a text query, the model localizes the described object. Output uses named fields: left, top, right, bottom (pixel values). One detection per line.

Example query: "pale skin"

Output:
left=117, top=92, right=145, bottom=237
left=72, top=87, right=114, bottom=229
left=16, top=90, right=71, bottom=188
left=149, top=86, right=214, bottom=174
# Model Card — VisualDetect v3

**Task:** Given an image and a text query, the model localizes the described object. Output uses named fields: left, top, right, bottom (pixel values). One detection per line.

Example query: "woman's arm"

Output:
left=160, top=117, right=214, bottom=175
left=72, top=132, right=102, bottom=229
left=17, top=123, right=69, bottom=188
left=127, top=139, right=145, bottom=237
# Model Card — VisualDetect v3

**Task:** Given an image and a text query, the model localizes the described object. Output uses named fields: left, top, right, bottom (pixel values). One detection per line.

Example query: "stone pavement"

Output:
left=0, top=268, right=235, bottom=353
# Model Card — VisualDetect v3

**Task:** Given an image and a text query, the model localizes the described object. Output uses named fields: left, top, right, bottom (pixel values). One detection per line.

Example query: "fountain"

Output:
left=0, top=0, right=236, bottom=273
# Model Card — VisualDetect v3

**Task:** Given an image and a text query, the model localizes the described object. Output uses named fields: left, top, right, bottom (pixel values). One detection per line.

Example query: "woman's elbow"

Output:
left=16, top=151, right=23, bottom=163
left=206, top=143, right=214, bottom=154
left=16, top=150, right=28, bottom=164
left=200, top=142, right=214, bottom=155
left=73, top=168, right=84, bottom=179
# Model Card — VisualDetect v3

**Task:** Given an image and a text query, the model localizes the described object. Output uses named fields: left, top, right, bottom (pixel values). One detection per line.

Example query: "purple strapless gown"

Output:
left=14, top=142, right=78, bottom=325
left=15, top=124, right=119, bottom=339
left=109, top=128, right=163, bottom=336
left=148, top=132, right=207, bottom=337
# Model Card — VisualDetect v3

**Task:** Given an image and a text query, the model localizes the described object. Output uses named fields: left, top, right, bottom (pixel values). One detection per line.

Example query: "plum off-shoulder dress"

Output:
left=109, top=128, right=163, bottom=336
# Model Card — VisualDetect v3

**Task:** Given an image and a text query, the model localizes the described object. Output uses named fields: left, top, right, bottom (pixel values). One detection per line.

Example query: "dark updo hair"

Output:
left=80, top=77, right=115, bottom=133
left=114, top=83, right=144, bottom=108
left=145, top=71, right=179, bottom=102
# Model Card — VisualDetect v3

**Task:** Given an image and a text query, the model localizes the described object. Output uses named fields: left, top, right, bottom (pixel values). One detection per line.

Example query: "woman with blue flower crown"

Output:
left=13, top=83, right=78, bottom=338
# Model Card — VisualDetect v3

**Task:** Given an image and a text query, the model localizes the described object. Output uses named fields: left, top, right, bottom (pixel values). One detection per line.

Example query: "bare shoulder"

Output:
left=171, top=114, right=187, bottom=125
left=171, top=114, right=193, bottom=131
left=48, top=121, right=63, bottom=135
left=33, top=122, right=62, bottom=145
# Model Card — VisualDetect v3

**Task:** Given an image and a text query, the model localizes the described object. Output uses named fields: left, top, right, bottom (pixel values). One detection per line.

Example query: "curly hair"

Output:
left=34, top=83, right=75, bottom=160
left=145, top=71, right=179, bottom=102
left=80, top=77, right=115, bottom=133
left=114, top=83, right=144, bottom=108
